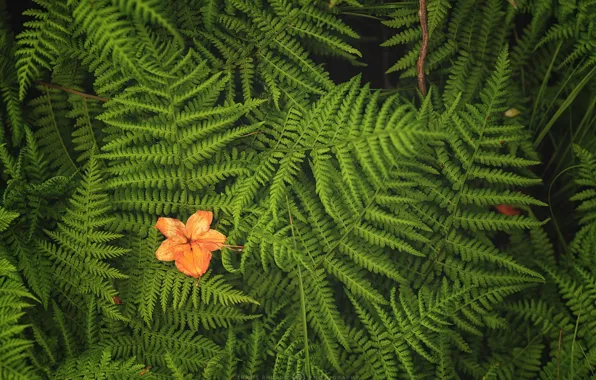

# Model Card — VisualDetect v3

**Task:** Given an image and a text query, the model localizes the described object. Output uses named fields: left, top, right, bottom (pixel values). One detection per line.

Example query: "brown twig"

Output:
left=416, top=0, right=429, bottom=96
left=138, top=365, right=151, bottom=376
left=36, top=81, right=109, bottom=103
left=240, top=130, right=264, bottom=138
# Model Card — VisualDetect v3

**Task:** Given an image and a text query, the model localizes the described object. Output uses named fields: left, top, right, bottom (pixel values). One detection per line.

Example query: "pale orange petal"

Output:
left=174, top=243, right=212, bottom=278
left=155, top=239, right=188, bottom=261
left=196, top=229, right=226, bottom=252
left=185, top=210, right=213, bottom=240
left=191, top=243, right=213, bottom=277
left=155, top=217, right=186, bottom=239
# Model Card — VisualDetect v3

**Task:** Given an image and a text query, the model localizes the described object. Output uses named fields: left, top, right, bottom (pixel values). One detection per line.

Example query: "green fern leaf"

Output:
left=0, top=257, right=38, bottom=380
left=15, top=0, right=72, bottom=99
left=40, top=155, right=129, bottom=320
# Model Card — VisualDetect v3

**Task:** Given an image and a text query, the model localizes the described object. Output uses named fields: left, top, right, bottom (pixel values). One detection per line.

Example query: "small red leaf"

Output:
left=139, top=365, right=151, bottom=376
left=495, top=204, right=520, bottom=216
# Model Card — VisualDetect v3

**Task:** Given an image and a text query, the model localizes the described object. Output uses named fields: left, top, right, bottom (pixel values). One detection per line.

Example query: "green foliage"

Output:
left=50, top=348, right=148, bottom=379
left=0, top=0, right=24, bottom=146
left=39, top=154, right=129, bottom=320
left=0, top=209, right=38, bottom=379
left=0, top=257, right=38, bottom=379
left=16, top=0, right=72, bottom=101
left=483, top=145, right=596, bottom=380
left=0, top=0, right=594, bottom=378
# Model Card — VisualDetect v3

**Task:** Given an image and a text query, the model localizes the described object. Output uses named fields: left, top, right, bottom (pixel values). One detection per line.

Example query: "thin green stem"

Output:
left=286, top=195, right=311, bottom=378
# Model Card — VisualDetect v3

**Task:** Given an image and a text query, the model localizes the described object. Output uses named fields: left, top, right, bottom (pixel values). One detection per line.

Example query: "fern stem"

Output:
left=340, top=12, right=383, bottom=20
left=286, top=195, right=311, bottom=378
left=297, top=265, right=311, bottom=379
left=570, top=306, right=582, bottom=379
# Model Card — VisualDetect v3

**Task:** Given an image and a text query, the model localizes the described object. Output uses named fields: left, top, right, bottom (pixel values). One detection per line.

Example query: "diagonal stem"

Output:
left=36, top=81, right=109, bottom=103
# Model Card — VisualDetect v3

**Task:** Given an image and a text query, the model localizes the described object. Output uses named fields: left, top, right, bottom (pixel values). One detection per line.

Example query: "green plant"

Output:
left=0, top=0, right=594, bottom=378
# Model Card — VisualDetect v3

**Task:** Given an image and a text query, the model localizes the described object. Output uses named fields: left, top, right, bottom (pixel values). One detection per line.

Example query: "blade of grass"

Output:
left=534, top=64, right=596, bottom=147
left=549, top=97, right=596, bottom=175
left=530, top=40, right=563, bottom=133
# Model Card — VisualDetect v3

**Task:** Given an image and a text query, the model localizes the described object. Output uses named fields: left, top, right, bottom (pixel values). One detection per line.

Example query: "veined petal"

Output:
left=156, top=239, right=188, bottom=261
left=196, top=229, right=226, bottom=252
left=191, top=243, right=213, bottom=277
left=185, top=210, right=213, bottom=240
left=155, top=217, right=186, bottom=239
left=174, top=243, right=212, bottom=278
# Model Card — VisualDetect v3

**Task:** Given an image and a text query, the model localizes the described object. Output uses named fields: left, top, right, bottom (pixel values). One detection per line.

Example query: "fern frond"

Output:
left=571, top=144, right=596, bottom=225
left=0, top=257, right=38, bottom=380
left=0, top=36, right=25, bottom=145
left=66, top=95, right=103, bottom=163
left=164, top=351, right=192, bottom=380
left=347, top=293, right=399, bottom=379
left=237, top=320, right=265, bottom=378
left=103, top=321, right=223, bottom=373
left=0, top=207, right=18, bottom=232
left=110, top=0, right=184, bottom=48
left=40, top=155, right=128, bottom=320
left=28, top=87, right=78, bottom=176
left=15, top=0, right=72, bottom=99
left=51, top=348, right=146, bottom=379
left=69, top=0, right=146, bottom=81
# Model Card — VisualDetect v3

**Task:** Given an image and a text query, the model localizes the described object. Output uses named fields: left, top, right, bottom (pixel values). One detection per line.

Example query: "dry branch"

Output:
left=36, top=81, right=109, bottom=103
left=416, top=0, right=429, bottom=96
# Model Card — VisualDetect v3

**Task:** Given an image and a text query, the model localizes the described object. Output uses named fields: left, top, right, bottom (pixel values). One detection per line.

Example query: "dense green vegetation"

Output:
left=0, top=0, right=595, bottom=378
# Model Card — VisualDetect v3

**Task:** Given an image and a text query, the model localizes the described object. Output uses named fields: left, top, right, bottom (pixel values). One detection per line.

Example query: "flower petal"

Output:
left=185, top=210, right=213, bottom=240
left=155, top=217, right=186, bottom=239
left=196, top=229, right=226, bottom=252
left=155, top=239, right=188, bottom=261
left=191, top=243, right=213, bottom=277
left=174, top=243, right=212, bottom=278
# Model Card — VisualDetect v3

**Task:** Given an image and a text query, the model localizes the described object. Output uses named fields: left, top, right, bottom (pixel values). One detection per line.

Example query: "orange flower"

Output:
left=154, top=210, right=226, bottom=278
left=495, top=204, right=520, bottom=216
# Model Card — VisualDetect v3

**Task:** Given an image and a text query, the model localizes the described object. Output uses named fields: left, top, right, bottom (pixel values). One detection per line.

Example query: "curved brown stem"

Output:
left=416, top=0, right=429, bottom=96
